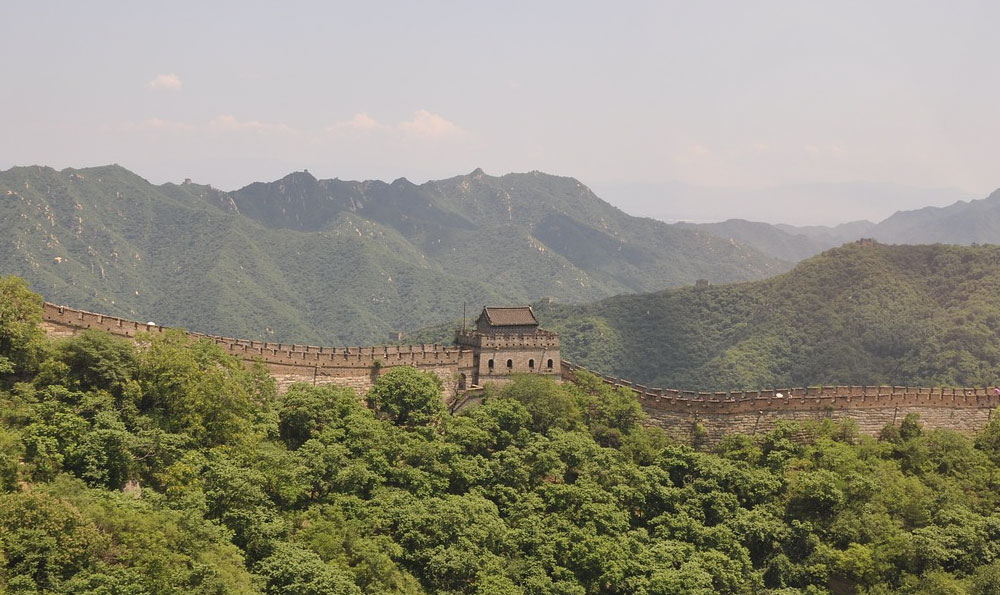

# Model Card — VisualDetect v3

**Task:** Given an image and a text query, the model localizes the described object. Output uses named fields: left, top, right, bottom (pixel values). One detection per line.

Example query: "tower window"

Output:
left=488, top=359, right=494, bottom=371
left=547, top=359, right=553, bottom=369
left=506, top=359, right=513, bottom=369
left=529, top=359, right=535, bottom=369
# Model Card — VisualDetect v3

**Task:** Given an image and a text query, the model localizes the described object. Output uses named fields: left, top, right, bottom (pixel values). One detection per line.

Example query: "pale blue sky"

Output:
left=2, top=1, right=997, bottom=223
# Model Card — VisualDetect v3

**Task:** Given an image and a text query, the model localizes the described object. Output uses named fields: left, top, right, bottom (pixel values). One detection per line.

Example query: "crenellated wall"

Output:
left=40, top=302, right=1000, bottom=446
left=42, top=302, right=476, bottom=395
left=561, top=361, right=1000, bottom=446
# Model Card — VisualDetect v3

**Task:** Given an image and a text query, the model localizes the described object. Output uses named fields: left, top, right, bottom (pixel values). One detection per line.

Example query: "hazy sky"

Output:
left=2, top=1, right=998, bottom=223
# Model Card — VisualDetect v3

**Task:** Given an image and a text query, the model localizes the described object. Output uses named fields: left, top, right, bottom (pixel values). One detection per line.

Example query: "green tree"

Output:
left=138, top=331, right=268, bottom=446
left=498, top=375, right=581, bottom=434
left=0, top=490, right=108, bottom=591
left=256, top=542, right=361, bottom=595
left=280, top=384, right=360, bottom=449
left=367, top=367, right=444, bottom=427
left=0, top=276, right=46, bottom=380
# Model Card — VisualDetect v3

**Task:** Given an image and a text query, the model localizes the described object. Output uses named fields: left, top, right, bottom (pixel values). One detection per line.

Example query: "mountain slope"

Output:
left=535, top=241, right=1000, bottom=390
left=685, top=188, right=1000, bottom=263
left=0, top=165, right=788, bottom=344
left=219, top=168, right=790, bottom=295
left=677, top=219, right=836, bottom=262
left=872, top=188, right=1000, bottom=244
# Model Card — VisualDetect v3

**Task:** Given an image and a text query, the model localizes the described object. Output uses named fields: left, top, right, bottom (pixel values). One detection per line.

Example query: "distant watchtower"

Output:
left=456, top=306, right=561, bottom=386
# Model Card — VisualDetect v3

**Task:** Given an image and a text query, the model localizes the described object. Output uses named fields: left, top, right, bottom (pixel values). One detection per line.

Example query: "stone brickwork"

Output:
left=41, top=303, right=547, bottom=398
left=561, top=362, right=1000, bottom=446
left=40, top=301, right=1000, bottom=445
left=455, top=329, right=560, bottom=386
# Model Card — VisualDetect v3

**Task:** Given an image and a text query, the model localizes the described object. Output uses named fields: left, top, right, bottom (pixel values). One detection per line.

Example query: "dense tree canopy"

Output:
left=3, top=275, right=1000, bottom=593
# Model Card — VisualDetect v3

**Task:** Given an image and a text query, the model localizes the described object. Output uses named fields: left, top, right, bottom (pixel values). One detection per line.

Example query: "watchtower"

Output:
left=456, top=306, right=561, bottom=386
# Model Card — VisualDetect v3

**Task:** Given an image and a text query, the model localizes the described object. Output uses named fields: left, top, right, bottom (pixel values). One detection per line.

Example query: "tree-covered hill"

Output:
left=0, top=165, right=788, bottom=346
left=3, top=276, right=1000, bottom=594
left=534, top=242, right=1000, bottom=391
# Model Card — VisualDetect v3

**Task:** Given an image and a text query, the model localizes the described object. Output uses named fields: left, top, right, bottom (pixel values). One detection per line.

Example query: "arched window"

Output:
left=506, top=359, right=513, bottom=369
left=528, top=359, right=535, bottom=369
left=547, top=358, right=554, bottom=369
left=488, top=359, right=494, bottom=371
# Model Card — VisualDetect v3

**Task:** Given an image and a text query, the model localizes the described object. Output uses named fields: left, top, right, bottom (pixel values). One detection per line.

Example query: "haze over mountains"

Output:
left=596, top=180, right=977, bottom=226
left=681, top=187, right=1000, bottom=262
left=0, top=165, right=785, bottom=345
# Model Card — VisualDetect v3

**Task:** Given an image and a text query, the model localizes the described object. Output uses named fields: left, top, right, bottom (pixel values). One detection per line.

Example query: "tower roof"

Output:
left=477, top=306, right=538, bottom=327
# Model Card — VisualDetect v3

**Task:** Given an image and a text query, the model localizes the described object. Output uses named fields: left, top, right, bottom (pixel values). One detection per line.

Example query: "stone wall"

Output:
left=42, top=303, right=475, bottom=397
left=562, top=361, right=1000, bottom=446
left=456, top=329, right=560, bottom=385
left=41, top=302, right=1000, bottom=446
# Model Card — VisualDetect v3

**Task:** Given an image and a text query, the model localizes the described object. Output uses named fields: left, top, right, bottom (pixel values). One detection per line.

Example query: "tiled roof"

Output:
left=480, top=306, right=538, bottom=327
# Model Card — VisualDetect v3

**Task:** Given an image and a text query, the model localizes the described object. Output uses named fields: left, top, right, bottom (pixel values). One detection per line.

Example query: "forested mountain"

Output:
left=0, top=165, right=787, bottom=345
left=3, top=277, right=1000, bottom=594
left=535, top=242, right=1000, bottom=390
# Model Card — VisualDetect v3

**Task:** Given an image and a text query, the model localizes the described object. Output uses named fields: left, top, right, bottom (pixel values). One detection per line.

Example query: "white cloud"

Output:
left=398, top=109, right=465, bottom=139
left=146, top=73, right=183, bottom=91
left=138, top=117, right=196, bottom=132
left=751, top=142, right=769, bottom=151
left=209, top=114, right=294, bottom=134
left=329, top=112, right=389, bottom=132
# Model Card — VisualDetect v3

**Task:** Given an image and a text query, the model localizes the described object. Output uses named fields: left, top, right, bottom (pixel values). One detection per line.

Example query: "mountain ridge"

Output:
left=0, top=164, right=788, bottom=346
left=683, top=186, right=1000, bottom=262
left=534, top=241, right=1000, bottom=391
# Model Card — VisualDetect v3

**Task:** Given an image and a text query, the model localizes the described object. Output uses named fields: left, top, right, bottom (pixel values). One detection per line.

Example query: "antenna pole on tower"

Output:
left=462, top=302, right=467, bottom=333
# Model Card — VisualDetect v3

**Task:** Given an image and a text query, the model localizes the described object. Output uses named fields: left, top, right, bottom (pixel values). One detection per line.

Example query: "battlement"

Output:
left=39, top=302, right=553, bottom=395
left=43, top=302, right=461, bottom=365
left=561, top=361, right=1000, bottom=445
left=455, top=329, right=559, bottom=349
left=560, top=361, right=1000, bottom=413
left=40, top=301, right=1000, bottom=446
left=42, top=303, right=167, bottom=338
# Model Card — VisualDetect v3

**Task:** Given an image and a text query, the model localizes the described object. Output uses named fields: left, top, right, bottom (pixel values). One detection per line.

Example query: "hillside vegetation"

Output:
left=4, top=276, right=1000, bottom=594
left=0, top=165, right=786, bottom=346
left=536, top=242, right=1000, bottom=391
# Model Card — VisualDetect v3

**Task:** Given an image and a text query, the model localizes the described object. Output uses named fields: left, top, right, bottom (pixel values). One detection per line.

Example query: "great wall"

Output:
left=40, top=302, right=1000, bottom=446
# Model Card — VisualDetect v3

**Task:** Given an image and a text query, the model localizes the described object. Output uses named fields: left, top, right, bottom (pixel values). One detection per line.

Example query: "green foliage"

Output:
left=498, top=375, right=581, bottom=434
left=0, top=165, right=786, bottom=349
left=280, top=384, right=360, bottom=449
left=538, top=242, right=1000, bottom=390
left=138, top=330, right=273, bottom=446
left=0, top=276, right=46, bottom=381
left=4, top=284, right=1000, bottom=594
left=367, top=366, right=444, bottom=427
left=256, top=542, right=361, bottom=594
left=0, top=477, right=255, bottom=593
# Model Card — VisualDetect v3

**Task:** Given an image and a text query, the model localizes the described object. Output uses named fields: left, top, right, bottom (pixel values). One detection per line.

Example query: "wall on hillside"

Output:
left=42, top=303, right=475, bottom=397
left=562, top=362, right=1000, bottom=446
left=42, top=302, right=1000, bottom=446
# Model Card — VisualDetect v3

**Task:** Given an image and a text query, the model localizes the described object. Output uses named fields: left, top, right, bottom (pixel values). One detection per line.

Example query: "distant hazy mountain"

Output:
left=871, top=188, right=1000, bottom=244
left=535, top=242, right=1000, bottom=391
left=0, top=165, right=788, bottom=345
left=675, top=219, right=833, bottom=263
left=594, top=180, right=976, bottom=226
left=678, top=189, right=1000, bottom=262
